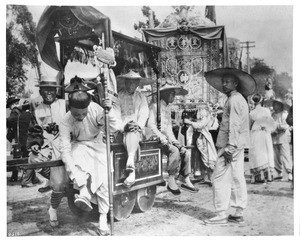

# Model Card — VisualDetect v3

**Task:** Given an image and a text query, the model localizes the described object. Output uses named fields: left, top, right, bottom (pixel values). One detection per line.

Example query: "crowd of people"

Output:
left=6, top=66, right=293, bottom=233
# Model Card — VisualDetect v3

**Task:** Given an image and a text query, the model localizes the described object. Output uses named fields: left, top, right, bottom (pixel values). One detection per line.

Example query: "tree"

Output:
left=250, top=58, right=275, bottom=95
left=273, top=72, right=292, bottom=99
left=133, top=6, right=161, bottom=34
left=6, top=5, right=40, bottom=97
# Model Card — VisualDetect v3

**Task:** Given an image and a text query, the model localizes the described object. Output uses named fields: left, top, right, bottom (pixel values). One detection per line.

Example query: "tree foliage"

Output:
left=133, top=6, right=161, bottom=33
left=273, top=72, right=292, bottom=99
left=250, top=58, right=292, bottom=98
left=250, top=58, right=275, bottom=95
left=6, top=5, right=39, bottom=97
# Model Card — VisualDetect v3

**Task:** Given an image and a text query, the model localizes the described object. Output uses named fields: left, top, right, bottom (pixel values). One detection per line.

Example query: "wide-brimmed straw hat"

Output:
left=117, top=70, right=156, bottom=90
left=65, top=76, right=93, bottom=93
left=149, top=84, right=188, bottom=97
left=35, top=73, right=62, bottom=88
left=6, top=97, right=20, bottom=108
left=204, top=68, right=257, bottom=97
left=264, top=97, right=290, bottom=111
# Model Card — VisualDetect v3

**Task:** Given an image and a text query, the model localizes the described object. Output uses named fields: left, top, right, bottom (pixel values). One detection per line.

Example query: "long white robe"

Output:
left=249, top=104, right=276, bottom=175
left=60, top=102, right=120, bottom=194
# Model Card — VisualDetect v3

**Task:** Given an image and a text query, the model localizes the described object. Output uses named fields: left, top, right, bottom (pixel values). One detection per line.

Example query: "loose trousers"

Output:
left=79, top=183, right=109, bottom=214
left=273, top=143, right=293, bottom=174
left=212, top=148, right=247, bottom=213
left=164, top=144, right=191, bottom=177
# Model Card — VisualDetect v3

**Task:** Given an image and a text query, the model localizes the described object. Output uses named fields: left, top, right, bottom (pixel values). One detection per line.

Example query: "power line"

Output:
left=240, top=41, right=255, bottom=74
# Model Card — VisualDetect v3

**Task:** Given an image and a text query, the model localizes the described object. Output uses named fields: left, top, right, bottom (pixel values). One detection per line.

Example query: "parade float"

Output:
left=142, top=6, right=230, bottom=112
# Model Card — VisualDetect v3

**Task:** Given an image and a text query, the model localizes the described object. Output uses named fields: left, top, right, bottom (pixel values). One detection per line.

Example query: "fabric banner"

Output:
left=36, top=6, right=113, bottom=71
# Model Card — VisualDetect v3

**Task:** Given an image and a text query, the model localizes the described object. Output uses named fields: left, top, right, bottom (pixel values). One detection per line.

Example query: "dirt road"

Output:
left=7, top=173, right=294, bottom=236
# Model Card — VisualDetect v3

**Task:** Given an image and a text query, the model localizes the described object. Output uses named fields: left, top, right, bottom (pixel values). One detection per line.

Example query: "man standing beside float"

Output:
left=21, top=73, right=69, bottom=227
left=203, top=68, right=256, bottom=225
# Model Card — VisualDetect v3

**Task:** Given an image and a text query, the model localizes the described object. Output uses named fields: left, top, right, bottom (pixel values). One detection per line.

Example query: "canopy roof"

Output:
left=143, top=25, right=229, bottom=66
left=36, top=6, right=113, bottom=71
left=36, top=6, right=162, bottom=73
left=143, top=25, right=226, bottom=41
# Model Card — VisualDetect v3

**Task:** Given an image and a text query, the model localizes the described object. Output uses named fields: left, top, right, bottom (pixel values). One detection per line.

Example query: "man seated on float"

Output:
left=147, top=84, right=198, bottom=195
left=60, top=80, right=120, bottom=236
left=116, top=70, right=150, bottom=187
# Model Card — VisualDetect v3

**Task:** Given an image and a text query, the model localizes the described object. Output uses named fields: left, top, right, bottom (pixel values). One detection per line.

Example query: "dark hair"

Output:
left=252, top=93, right=262, bottom=104
left=68, top=91, right=91, bottom=109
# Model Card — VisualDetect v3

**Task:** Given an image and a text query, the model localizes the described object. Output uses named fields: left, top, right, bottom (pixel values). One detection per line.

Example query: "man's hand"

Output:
left=103, top=98, right=112, bottom=110
left=124, top=120, right=141, bottom=133
left=160, top=136, right=168, bottom=145
left=223, top=150, right=233, bottom=165
left=183, top=118, right=192, bottom=125
left=179, top=146, right=187, bottom=155
left=31, top=144, right=41, bottom=155
left=223, top=145, right=236, bottom=165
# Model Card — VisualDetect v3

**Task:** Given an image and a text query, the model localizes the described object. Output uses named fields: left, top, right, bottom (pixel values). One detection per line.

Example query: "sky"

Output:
left=25, top=3, right=293, bottom=76
left=19, top=2, right=294, bottom=98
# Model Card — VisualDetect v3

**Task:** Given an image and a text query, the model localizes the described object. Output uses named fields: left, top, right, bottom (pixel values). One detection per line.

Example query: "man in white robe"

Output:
left=60, top=87, right=120, bottom=236
left=116, top=70, right=149, bottom=187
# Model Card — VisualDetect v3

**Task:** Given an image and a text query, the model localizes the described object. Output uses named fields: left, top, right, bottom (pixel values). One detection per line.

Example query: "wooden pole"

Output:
left=99, top=33, right=114, bottom=235
left=100, top=73, right=114, bottom=235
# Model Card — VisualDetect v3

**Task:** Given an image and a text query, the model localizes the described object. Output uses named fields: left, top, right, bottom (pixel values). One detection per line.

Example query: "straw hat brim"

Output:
left=264, top=98, right=290, bottom=111
left=35, top=81, right=62, bottom=88
left=6, top=98, right=20, bottom=108
left=204, top=68, right=257, bottom=97
left=149, top=86, right=188, bottom=97
left=117, top=77, right=157, bottom=91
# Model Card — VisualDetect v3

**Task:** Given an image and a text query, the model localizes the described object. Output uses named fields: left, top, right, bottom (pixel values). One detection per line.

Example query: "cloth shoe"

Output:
left=48, top=207, right=59, bottom=227
left=204, top=217, right=228, bottom=225
left=74, top=194, right=93, bottom=212
left=228, top=214, right=245, bottom=224
left=21, top=183, right=37, bottom=188
left=38, top=186, right=51, bottom=193
left=180, top=184, right=199, bottom=193
left=167, top=185, right=181, bottom=195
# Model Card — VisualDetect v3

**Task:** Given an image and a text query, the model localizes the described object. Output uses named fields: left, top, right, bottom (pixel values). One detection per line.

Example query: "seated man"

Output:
left=117, top=70, right=150, bottom=187
left=147, top=84, right=198, bottom=195
left=60, top=85, right=120, bottom=236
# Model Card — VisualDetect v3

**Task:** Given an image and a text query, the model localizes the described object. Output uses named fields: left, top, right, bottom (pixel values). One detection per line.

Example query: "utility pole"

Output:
left=240, top=41, right=255, bottom=74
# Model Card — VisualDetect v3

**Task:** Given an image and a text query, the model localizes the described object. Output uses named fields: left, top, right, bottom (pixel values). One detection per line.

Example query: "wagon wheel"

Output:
left=113, top=191, right=137, bottom=221
left=67, top=188, right=99, bottom=219
left=134, top=185, right=157, bottom=213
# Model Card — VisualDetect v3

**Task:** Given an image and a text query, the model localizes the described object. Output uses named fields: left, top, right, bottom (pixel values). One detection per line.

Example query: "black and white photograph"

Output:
left=3, top=0, right=299, bottom=238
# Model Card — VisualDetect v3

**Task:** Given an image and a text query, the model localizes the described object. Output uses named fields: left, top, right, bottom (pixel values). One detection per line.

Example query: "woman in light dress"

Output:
left=249, top=94, right=276, bottom=183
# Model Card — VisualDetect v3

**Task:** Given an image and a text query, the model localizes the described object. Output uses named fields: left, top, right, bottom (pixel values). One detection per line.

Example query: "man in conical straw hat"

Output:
left=147, top=84, right=198, bottom=195
left=20, top=71, right=69, bottom=227
left=269, top=98, right=293, bottom=182
left=116, top=70, right=152, bottom=188
left=203, top=68, right=256, bottom=225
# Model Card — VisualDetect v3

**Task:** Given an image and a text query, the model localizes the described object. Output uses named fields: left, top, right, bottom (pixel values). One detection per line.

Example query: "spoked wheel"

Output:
left=113, top=191, right=137, bottom=221
left=67, top=188, right=99, bottom=219
left=134, top=185, right=157, bottom=213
